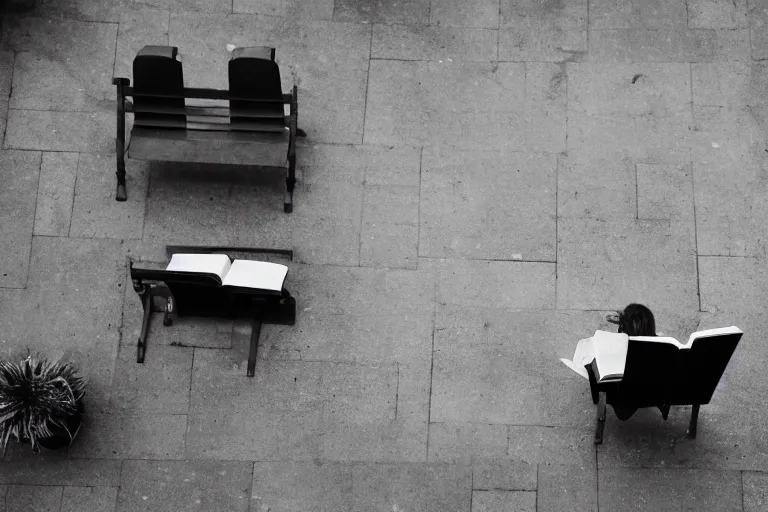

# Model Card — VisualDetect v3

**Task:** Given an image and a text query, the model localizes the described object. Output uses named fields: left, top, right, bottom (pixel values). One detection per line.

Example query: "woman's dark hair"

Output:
left=613, top=303, right=656, bottom=336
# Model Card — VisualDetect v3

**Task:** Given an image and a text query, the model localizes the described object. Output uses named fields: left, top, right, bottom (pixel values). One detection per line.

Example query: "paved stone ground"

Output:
left=1, top=0, right=768, bottom=510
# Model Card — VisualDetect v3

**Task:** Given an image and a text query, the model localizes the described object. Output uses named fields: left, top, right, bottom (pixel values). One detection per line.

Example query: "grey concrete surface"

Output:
left=1, top=0, right=767, bottom=509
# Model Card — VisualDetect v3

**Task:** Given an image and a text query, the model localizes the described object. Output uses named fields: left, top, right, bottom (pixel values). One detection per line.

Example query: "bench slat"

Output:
left=127, top=102, right=286, bottom=119
left=128, top=127, right=289, bottom=166
left=126, top=85, right=290, bottom=103
left=134, top=118, right=286, bottom=133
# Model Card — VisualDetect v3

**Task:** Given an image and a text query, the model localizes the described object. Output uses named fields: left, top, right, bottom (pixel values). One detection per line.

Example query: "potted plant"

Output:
left=0, top=355, right=86, bottom=452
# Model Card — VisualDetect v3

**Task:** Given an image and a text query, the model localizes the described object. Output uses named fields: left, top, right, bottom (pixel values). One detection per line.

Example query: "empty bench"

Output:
left=113, top=45, right=304, bottom=212
left=130, top=246, right=297, bottom=377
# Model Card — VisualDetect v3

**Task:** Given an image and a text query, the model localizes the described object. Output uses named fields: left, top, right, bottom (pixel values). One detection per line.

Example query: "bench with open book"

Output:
left=113, top=45, right=305, bottom=212
left=562, top=327, right=743, bottom=444
left=129, top=246, right=296, bottom=377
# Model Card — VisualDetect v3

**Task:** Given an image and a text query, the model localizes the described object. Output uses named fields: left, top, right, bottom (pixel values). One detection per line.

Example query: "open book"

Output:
left=165, top=253, right=287, bottom=292
left=560, top=330, right=628, bottom=382
left=560, top=326, right=743, bottom=383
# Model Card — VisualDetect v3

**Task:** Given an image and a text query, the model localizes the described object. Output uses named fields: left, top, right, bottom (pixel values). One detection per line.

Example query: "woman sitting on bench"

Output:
left=606, top=303, right=666, bottom=420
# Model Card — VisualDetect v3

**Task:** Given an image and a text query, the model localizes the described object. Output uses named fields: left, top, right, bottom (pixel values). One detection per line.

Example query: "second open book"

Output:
left=166, top=253, right=287, bottom=292
left=560, top=326, right=743, bottom=383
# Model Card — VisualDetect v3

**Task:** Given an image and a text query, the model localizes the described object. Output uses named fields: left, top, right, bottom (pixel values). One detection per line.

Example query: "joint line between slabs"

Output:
left=425, top=281, right=438, bottom=460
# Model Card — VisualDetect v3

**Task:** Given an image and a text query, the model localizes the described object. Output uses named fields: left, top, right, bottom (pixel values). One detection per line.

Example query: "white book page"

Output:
left=560, top=331, right=627, bottom=380
left=629, top=335, right=687, bottom=348
left=166, top=253, right=231, bottom=279
left=592, top=330, right=629, bottom=380
left=687, top=326, right=743, bottom=345
left=222, top=260, right=287, bottom=291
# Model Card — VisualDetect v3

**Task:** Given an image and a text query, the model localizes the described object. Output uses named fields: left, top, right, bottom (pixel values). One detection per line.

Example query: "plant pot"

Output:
left=36, top=399, right=85, bottom=451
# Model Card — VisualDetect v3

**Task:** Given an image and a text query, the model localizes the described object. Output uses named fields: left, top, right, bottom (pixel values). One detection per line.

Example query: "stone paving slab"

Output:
left=233, top=0, right=333, bottom=18
left=0, top=51, right=11, bottom=148
left=360, top=182, right=419, bottom=269
left=108, top=345, right=193, bottom=414
left=556, top=217, right=698, bottom=323
left=68, top=413, right=187, bottom=459
left=588, top=28, right=751, bottom=63
left=419, top=148, right=556, bottom=261
left=187, top=353, right=399, bottom=460
left=143, top=162, right=294, bottom=249
left=319, top=361, right=429, bottom=462
left=507, top=426, right=595, bottom=468
left=371, top=24, right=497, bottom=62
left=333, top=0, right=430, bottom=24
left=4, top=110, right=114, bottom=153
left=498, top=0, right=587, bottom=63
left=691, top=106, right=768, bottom=257
left=558, top=149, right=637, bottom=221
left=6, top=485, right=62, bottom=512
left=0, top=455, right=121, bottom=486
left=169, top=15, right=370, bottom=144
left=589, top=0, right=688, bottom=29
left=70, top=154, right=149, bottom=240
left=428, top=259, right=556, bottom=309
left=267, top=300, right=433, bottom=364
left=598, top=468, right=743, bottom=511
left=34, top=152, right=79, bottom=237
left=498, top=21, right=587, bottom=63
left=751, top=1, right=768, bottom=59
left=63, top=486, right=118, bottom=512
left=251, top=462, right=353, bottom=511
left=350, top=463, right=472, bottom=512
left=428, top=423, right=509, bottom=462
left=688, top=0, right=749, bottom=28
left=596, top=404, right=768, bottom=471
left=2, top=17, right=116, bottom=112
left=744, top=471, right=768, bottom=512
left=118, top=460, right=251, bottom=512
left=471, top=460, right=537, bottom=490
left=431, top=306, right=607, bottom=426
left=692, top=61, right=768, bottom=111
left=251, top=462, right=471, bottom=511
left=429, top=0, right=499, bottom=29
left=472, top=490, right=536, bottom=512
left=365, top=61, right=566, bottom=152
left=0, top=150, right=40, bottom=288
left=538, top=464, right=597, bottom=512
left=568, top=62, right=691, bottom=116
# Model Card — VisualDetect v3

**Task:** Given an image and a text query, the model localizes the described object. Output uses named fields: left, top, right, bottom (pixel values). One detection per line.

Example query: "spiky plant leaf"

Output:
left=0, top=355, right=86, bottom=452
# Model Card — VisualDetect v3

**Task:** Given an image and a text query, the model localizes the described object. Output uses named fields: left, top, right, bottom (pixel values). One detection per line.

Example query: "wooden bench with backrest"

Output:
left=587, top=326, right=743, bottom=444
left=129, top=246, right=296, bottom=377
left=112, top=45, right=304, bottom=212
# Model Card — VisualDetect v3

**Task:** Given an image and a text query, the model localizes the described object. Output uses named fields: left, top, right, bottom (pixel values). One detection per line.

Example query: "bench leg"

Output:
left=247, top=318, right=262, bottom=377
left=137, top=285, right=152, bottom=363
left=594, top=391, right=607, bottom=445
left=115, top=81, right=128, bottom=202
left=163, top=296, right=173, bottom=326
left=116, top=160, right=127, bottom=202
left=284, top=176, right=296, bottom=214
left=687, top=404, right=700, bottom=439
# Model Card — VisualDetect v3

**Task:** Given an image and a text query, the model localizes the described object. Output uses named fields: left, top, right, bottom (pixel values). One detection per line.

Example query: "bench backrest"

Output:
left=618, top=332, right=741, bottom=406
left=133, top=46, right=185, bottom=128
left=228, top=47, right=286, bottom=133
